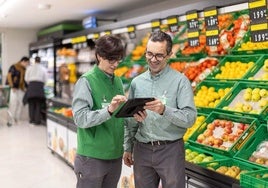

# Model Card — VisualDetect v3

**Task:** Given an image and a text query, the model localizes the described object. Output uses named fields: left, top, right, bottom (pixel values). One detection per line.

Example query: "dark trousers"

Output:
left=28, top=98, right=43, bottom=124
left=133, top=139, right=185, bottom=188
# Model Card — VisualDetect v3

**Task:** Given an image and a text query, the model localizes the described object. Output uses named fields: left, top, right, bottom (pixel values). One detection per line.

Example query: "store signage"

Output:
left=105, top=30, right=111, bottom=35
left=93, top=33, right=100, bottom=39
left=151, top=19, right=161, bottom=32
left=167, top=16, right=178, bottom=32
left=204, top=6, right=219, bottom=46
left=186, top=10, right=199, bottom=47
left=248, top=0, right=268, bottom=42
left=71, top=36, right=87, bottom=44
left=127, top=25, right=136, bottom=39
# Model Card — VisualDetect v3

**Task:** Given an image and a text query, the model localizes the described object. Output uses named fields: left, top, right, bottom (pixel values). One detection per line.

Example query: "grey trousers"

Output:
left=74, top=154, right=122, bottom=188
left=133, top=139, right=185, bottom=188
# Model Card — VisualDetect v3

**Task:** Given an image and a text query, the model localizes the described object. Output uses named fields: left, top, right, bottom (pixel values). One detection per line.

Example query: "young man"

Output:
left=72, top=35, right=127, bottom=188
left=123, top=31, right=197, bottom=188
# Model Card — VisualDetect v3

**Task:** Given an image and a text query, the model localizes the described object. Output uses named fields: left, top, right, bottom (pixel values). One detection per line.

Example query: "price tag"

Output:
left=127, top=25, right=136, bottom=39
left=167, top=16, right=178, bottom=32
left=93, top=33, right=99, bottom=39
left=105, top=30, right=111, bottom=35
left=251, top=29, right=268, bottom=42
left=188, top=37, right=200, bottom=47
left=249, top=0, right=267, bottom=24
left=204, top=6, right=219, bottom=29
left=151, top=19, right=161, bottom=32
left=71, top=36, right=87, bottom=44
left=186, top=10, right=199, bottom=31
left=207, top=35, right=219, bottom=46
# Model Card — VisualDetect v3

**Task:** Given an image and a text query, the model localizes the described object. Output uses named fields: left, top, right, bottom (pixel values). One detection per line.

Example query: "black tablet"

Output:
left=115, top=98, right=155, bottom=118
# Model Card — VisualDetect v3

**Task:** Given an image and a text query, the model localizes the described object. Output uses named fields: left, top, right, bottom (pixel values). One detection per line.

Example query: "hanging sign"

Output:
left=186, top=10, right=199, bottom=47
left=93, top=33, right=100, bottom=40
left=167, top=16, right=178, bottom=32
left=127, top=25, right=136, bottom=39
left=151, top=19, right=161, bottom=32
left=204, top=6, right=219, bottom=46
left=248, top=0, right=268, bottom=42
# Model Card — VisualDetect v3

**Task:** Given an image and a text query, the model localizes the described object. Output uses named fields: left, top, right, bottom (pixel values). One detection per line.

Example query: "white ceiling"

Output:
left=0, top=0, right=247, bottom=30
left=0, top=0, right=169, bottom=30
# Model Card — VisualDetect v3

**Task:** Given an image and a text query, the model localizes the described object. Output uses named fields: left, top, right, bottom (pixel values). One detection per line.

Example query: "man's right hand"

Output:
left=123, top=152, right=134, bottom=167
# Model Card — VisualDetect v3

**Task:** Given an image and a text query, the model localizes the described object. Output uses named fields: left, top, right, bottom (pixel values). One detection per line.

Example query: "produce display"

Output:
left=241, top=169, right=268, bottom=188
left=51, top=107, right=73, bottom=118
left=185, top=146, right=219, bottom=164
left=183, top=115, right=206, bottom=142
left=247, top=56, right=268, bottom=81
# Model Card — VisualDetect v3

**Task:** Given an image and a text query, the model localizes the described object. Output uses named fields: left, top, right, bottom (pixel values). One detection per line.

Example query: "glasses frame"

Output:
left=144, top=51, right=168, bottom=61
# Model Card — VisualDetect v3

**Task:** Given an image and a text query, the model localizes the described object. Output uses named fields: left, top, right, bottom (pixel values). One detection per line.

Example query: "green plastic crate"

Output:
left=188, top=111, right=259, bottom=157
left=205, top=55, right=262, bottom=81
left=243, top=54, right=268, bottom=82
left=240, top=169, right=268, bottom=188
left=234, top=124, right=268, bottom=169
left=216, top=81, right=268, bottom=122
left=199, top=158, right=263, bottom=181
left=194, top=80, right=236, bottom=114
left=231, top=30, right=268, bottom=55
left=185, top=143, right=225, bottom=164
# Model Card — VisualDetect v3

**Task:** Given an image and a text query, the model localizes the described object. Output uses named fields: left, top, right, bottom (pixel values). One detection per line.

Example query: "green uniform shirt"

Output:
left=72, top=65, right=124, bottom=159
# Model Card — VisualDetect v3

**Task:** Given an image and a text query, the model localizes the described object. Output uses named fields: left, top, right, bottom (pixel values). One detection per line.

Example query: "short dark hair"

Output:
left=20, top=56, right=29, bottom=62
left=35, top=56, right=41, bottom=63
left=95, top=35, right=124, bottom=64
left=149, top=31, right=172, bottom=55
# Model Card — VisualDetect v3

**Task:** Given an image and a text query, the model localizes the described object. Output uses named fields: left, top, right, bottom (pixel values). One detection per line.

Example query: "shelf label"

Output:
left=248, top=0, right=267, bottom=24
left=167, top=16, right=178, bottom=32
left=71, top=36, right=87, bottom=44
left=93, top=33, right=99, bottom=39
left=251, top=22, right=268, bottom=31
left=248, top=0, right=266, bottom=9
left=204, top=6, right=219, bottom=29
left=186, top=10, right=199, bottom=31
left=127, top=25, right=136, bottom=39
left=206, top=29, right=219, bottom=36
left=151, top=19, right=161, bottom=32
left=251, top=29, right=268, bottom=42
left=105, top=30, right=111, bottom=35
left=188, top=37, right=200, bottom=47
left=207, top=36, right=219, bottom=46
left=188, top=31, right=199, bottom=38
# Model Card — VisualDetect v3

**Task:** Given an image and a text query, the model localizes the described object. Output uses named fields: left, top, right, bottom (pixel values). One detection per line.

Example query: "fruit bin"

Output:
left=216, top=81, right=268, bottom=122
left=231, top=30, right=268, bottom=55
left=185, top=143, right=226, bottom=164
left=205, top=54, right=262, bottom=80
left=199, top=158, right=263, bottom=181
left=243, top=54, right=268, bottom=82
left=240, top=169, right=268, bottom=188
left=188, top=111, right=259, bottom=157
left=193, top=80, right=236, bottom=114
left=234, top=124, right=268, bottom=169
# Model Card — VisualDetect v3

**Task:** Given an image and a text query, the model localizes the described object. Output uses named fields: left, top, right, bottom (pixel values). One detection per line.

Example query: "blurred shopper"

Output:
left=72, top=35, right=127, bottom=188
left=123, top=31, right=197, bottom=188
left=25, top=56, right=47, bottom=125
left=6, top=56, right=29, bottom=123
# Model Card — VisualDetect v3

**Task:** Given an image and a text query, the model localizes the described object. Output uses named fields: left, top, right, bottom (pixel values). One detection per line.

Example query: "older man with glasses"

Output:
left=123, top=31, right=197, bottom=188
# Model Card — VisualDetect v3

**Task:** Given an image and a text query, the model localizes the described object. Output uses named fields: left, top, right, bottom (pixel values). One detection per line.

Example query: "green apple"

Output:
left=251, top=93, right=261, bottom=102
left=243, top=93, right=251, bottom=101
left=258, top=99, right=268, bottom=108
left=259, top=89, right=267, bottom=97
left=242, top=104, right=252, bottom=112
left=202, top=156, right=214, bottom=162
left=263, top=59, right=268, bottom=71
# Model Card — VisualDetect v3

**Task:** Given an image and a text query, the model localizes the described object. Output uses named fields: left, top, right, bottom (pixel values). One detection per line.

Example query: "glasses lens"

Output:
left=145, top=52, right=165, bottom=61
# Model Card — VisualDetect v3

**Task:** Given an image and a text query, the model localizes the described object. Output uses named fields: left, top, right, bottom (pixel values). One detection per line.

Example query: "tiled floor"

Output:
left=0, top=120, right=76, bottom=188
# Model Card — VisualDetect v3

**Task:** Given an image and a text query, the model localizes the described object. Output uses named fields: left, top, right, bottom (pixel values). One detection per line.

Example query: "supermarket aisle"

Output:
left=0, top=121, right=76, bottom=188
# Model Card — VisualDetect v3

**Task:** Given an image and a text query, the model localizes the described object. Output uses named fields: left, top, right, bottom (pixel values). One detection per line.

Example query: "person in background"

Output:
left=6, top=56, right=29, bottom=123
left=123, top=31, right=197, bottom=188
left=25, top=56, right=47, bottom=125
left=72, top=35, right=127, bottom=188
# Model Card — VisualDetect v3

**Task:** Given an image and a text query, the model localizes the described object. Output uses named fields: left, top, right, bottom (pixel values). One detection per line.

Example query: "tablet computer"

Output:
left=115, top=97, right=155, bottom=118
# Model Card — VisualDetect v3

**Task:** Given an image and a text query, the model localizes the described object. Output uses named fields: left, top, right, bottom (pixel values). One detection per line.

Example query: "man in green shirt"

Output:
left=72, top=35, right=127, bottom=188
left=123, top=31, right=197, bottom=188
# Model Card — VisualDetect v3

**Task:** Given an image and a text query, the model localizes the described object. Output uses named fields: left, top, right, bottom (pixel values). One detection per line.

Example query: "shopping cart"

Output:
left=0, top=85, right=13, bottom=126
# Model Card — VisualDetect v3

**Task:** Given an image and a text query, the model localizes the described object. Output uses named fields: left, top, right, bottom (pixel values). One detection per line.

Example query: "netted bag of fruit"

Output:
left=250, top=140, right=268, bottom=166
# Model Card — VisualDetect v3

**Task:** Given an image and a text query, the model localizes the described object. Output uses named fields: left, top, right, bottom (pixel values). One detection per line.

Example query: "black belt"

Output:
left=141, top=139, right=180, bottom=146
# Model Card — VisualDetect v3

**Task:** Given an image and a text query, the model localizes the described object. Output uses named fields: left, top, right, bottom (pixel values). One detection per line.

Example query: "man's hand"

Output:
left=108, top=95, right=127, bottom=113
left=144, top=98, right=165, bottom=115
left=123, top=152, right=134, bottom=167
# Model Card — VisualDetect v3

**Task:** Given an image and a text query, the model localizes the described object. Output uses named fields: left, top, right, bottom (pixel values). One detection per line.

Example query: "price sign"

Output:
left=93, top=33, right=99, bottom=39
left=249, top=0, right=267, bottom=23
left=187, top=31, right=199, bottom=47
left=251, top=30, right=268, bottom=42
left=167, top=16, right=178, bottom=32
left=105, top=30, right=111, bottom=35
left=71, top=36, right=87, bottom=44
left=204, top=6, right=219, bottom=29
left=186, top=10, right=199, bottom=31
left=127, top=25, right=136, bottom=39
left=151, top=19, right=161, bottom=32
left=206, top=29, right=219, bottom=46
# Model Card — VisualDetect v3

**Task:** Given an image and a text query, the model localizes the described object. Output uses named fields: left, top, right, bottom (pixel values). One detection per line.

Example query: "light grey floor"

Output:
left=0, top=120, right=76, bottom=188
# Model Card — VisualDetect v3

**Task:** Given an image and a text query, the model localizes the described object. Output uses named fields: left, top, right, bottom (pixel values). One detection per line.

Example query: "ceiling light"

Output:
left=38, top=3, right=51, bottom=10
left=0, top=0, right=6, bottom=6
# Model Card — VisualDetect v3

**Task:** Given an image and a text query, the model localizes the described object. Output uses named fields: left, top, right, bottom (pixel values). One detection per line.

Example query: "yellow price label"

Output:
left=251, top=23, right=268, bottom=31
left=204, top=9, right=217, bottom=17
left=127, top=26, right=135, bottom=32
left=71, top=36, right=87, bottom=44
left=93, top=33, right=99, bottom=39
left=152, top=20, right=160, bottom=27
left=187, top=31, right=199, bottom=38
left=249, top=0, right=266, bottom=9
left=167, top=17, right=177, bottom=25
left=186, top=13, right=198, bottom=20
left=206, top=30, right=219, bottom=36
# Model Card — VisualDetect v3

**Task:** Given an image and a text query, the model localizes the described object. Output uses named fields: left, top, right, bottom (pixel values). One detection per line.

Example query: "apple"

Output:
left=263, top=59, right=268, bottom=71
left=258, top=99, right=268, bottom=108
left=203, top=129, right=213, bottom=137
left=197, top=134, right=205, bottom=143
left=251, top=93, right=261, bottom=102
left=202, top=156, right=214, bottom=162
left=259, top=89, right=267, bottom=97
left=243, top=93, right=251, bottom=101
left=252, top=88, right=261, bottom=95
left=242, top=104, right=253, bottom=112
left=224, top=127, right=233, bottom=134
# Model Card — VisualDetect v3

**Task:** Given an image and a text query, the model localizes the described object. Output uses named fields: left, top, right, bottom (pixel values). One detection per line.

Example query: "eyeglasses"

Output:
left=145, top=51, right=167, bottom=61
left=106, top=58, right=123, bottom=64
